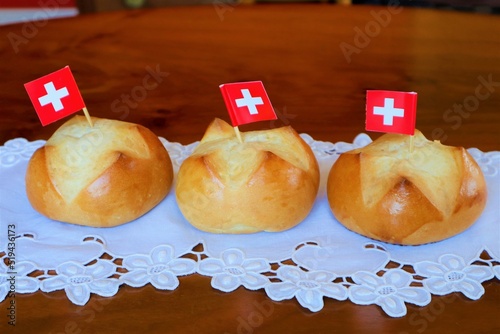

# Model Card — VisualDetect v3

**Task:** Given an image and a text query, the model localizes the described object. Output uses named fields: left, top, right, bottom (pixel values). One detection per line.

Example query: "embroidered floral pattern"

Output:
left=414, top=254, right=494, bottom=300
left=0, top=260, right=39, bottom=300
left=120, top=245, right=196, bottom=290
left=0, top=136, right=498, bottom=314
left=468, top=148, right=500, bottom=177
left=300, top=134, right=336, bottom=158
left=0, top=138, right=45, bottom=167
left=198, top=249, right=270, bottom=292
left=40, top=260, right=119, bottom=305
left=265, top=265, right=348, bottom=312
left=348, top=269, right=431, bottom=317
left=493, top=265, right=500, bottom=280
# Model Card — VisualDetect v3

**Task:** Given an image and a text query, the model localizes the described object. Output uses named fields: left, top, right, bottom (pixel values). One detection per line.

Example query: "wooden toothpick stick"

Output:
left=233, top=126, right=243, bottom=143
left=82, top=107, right=93, bottom=127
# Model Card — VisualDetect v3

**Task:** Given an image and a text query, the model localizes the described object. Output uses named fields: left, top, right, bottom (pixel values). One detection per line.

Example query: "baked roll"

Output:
left=327, top=130, right=487, bottom=245
left=25, top=116, right=173, bottom=227
left=175, top=118, right=320, bottom=233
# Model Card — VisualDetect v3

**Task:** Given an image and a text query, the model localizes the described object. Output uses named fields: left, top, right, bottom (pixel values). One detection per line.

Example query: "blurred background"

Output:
left=0, top=0, right=498, bottom=25
left=79, top=0, right=500, bottom=14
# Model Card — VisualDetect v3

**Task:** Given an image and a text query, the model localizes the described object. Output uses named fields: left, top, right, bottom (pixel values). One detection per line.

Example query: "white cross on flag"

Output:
left=24, top=66, right=85, bottom=126
left=219, top=81, right=277, bottom=127
left=366, top=90, right=417, bottom=135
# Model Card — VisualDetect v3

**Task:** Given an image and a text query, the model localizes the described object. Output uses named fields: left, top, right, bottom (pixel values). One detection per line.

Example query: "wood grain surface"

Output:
left=0, top=3, right=499, bottom=334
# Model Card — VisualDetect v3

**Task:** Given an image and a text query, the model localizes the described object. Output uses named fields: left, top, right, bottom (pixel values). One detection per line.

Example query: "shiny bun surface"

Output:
left=175, top=118, right=320, bottom=233
left=327, top=130, right=487, bottom=245
left=26, top=116, right=173, bottom=227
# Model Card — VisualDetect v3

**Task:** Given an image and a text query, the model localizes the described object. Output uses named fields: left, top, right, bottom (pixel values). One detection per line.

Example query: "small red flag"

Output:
left=366, top=90, right=417, bottom=135
left=24, top=66, right=85, bottom=126
left=219, top=81, right=277, bottom=127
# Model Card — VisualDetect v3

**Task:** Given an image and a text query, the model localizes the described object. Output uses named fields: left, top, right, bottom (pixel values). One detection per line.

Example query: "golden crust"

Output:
left=327, top=130, right=487, bottom=245
left=175, top=118, right=320, bottom=233
left=25, top=116, right=173, bottom=227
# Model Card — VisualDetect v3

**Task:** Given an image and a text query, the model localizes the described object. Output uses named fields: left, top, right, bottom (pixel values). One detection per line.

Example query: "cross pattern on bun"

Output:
left=26, top=116, right=173, bottom=227
left=327, top=130, right=487, bottom=245
left=175, top=118, right=320, bottom=233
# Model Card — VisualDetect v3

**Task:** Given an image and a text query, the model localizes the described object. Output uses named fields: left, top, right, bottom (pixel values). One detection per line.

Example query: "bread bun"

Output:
left=175, top=118, right=320, bottom=233
left=25, top=116, right=173, bottom=227
left=327, top=130, right=487, bottom=245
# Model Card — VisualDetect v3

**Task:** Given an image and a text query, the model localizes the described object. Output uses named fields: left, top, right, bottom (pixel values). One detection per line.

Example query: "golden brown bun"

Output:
left=25, top=116, right=173, bottom=227
left=327, top=130, right=487, bottom=245
left=175, top=118, right=320, bottom=233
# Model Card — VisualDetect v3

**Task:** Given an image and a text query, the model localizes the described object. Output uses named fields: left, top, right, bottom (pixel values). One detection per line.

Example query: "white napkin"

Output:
left=1, top=134, right=498, bottom=317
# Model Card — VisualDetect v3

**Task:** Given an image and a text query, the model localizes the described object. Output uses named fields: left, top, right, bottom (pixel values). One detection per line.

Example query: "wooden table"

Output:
left=1, top=3, right=499, bottom=333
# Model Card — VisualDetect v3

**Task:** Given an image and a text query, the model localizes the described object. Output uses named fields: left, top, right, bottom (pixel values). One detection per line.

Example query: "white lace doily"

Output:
left=0, top=134, right=499, bottom=317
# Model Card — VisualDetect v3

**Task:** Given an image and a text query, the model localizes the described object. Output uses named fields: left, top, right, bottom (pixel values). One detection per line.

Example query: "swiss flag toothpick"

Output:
left=219, top=81, right=277, bottom=127
left=365, top=90, right=417, bottom=136
left=24, top=66, right=92, bottom=127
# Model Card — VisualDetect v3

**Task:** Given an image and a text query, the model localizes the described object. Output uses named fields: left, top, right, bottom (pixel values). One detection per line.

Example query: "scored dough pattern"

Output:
left=0, top=135, right=498, bottom=317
